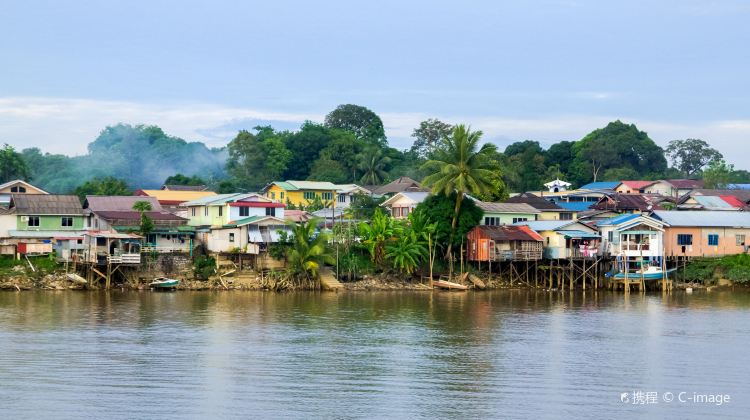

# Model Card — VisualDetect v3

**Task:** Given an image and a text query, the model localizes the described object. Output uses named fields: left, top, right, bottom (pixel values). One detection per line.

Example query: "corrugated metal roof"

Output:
left=558, top=230, right=601, bottom=239
left=667, top=179, right=704, bottom=189
left=373, top=177, right=427, bottom=195
left=8, top=230, right=87, bottom=238
left=727, top=184, right=750, bottom=190
left=11, top=194, right=84, bottom=215
left=597, top=214, right=641, bottom=226
left=475, top=225, right=543, bottom=242
left=653, top=211, right=750, bottom=227
left=504, top=195, right=568, bottom=211
left=287, top=180, right=338, bottom=190
left=579, top=181, right=619, bottom=190
left=182, top=193, right=249, bottom=206
left=512, top=220, right=575, bottom=231
left=619, top=180, right=656, bottom=190
left=162, top=184, right=208, bottom=191
left=86, top=195, right=163, bottom=211
left=135, top=190, right=216, bottom=203
left=693, top=195, right=735, bottom=209
left=475, top=201, right=540, bottom=214
left=555, top=201, right=593, bottom=211
left=721, top=196, right=746, bottom=208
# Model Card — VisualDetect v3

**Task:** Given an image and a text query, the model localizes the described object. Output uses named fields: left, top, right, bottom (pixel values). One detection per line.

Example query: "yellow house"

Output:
left=262, top=181, right=338, bottom=208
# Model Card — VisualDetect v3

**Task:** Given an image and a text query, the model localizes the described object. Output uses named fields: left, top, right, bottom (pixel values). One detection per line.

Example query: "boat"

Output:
left=149, top=277, right=180, bottom=289
left=432, top=280, right=468, bottom=290
left=606, top=266, right=676, bottom=280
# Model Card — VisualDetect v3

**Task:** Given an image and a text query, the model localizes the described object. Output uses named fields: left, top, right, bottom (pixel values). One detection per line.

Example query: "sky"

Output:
left=1, top=0, right=749, bottom=167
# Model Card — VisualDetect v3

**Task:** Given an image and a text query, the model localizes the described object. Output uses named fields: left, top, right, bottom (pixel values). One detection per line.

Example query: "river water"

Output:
left=0, top=290, right=748, bottom=419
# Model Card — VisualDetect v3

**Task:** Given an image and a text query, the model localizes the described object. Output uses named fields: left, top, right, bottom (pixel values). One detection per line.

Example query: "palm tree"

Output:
left=407, top=207, right=438, bottom=284
left=385, top=226, right=427, bottom=275
left=132, top=200, right=154, bottom=238
left=286, top=219, right=334, bottom=283
left=358, top=208, right=394, bottom=266
left=358, top=148, right=391, bottom=185
left=420, top=124, right=499, bottom=278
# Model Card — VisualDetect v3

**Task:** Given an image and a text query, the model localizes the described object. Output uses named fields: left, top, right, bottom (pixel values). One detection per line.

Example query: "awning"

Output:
left=558, top=230, right=600, bottom=239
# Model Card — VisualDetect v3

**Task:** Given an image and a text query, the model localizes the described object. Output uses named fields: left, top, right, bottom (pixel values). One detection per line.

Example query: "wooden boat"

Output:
left=606, top=266, right=676, bottom=280
left=149, top=277, right=180, bottom=289
left=433, top=280, right=468, bottom=291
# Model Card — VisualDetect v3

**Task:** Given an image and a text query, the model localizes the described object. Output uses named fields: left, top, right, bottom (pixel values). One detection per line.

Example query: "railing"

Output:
left=108, top=253, right=141, bottom=264
left=141, top=245, right=191, bottom=254
left=489, top=249, right=543, bottom=261
left=570, top=248, right=600, bottom=259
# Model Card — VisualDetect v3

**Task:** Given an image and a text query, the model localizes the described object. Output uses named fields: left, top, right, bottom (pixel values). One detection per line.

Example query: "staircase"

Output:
left=319, top=268, right=344, bottom=291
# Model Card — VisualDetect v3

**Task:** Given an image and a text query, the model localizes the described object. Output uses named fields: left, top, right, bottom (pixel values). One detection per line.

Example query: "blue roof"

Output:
left=598, top=213, right=640, bottom=226
left=580, top=181, right=619, bottom=190
left=727, top=183, right=750, bottom=190
left=555, top=201, right=593, bottom=211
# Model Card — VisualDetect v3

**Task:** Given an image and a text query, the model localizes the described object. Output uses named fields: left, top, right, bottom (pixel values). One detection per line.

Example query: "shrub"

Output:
left=193, top=256, right=216, bottom=280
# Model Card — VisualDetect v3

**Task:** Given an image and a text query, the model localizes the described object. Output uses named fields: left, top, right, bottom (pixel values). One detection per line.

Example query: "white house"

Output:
left=333, top=184, right=372, bottom=208
left=596, top=213, right=667, bottom=260
left=544, top=178, right=572, bottom=193
left=380, top=191, right=429, bottom=219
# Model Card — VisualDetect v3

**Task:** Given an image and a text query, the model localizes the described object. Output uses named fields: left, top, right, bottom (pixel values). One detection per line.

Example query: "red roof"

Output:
left=720, top=195, right=746, bottom=208
left=228, top=202, right=285, bottom=208
left=620, top=180, right=655, bottom=190
left=474, top=225, right=543, bottom=242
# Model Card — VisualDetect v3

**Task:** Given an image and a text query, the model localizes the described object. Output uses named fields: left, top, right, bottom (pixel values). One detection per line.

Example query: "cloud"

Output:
left=0, top=96, right=748, bottom=169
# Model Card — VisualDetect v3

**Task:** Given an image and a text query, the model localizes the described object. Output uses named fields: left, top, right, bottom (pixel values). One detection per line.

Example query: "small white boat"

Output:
left=149, top=277, right=180, bottom=289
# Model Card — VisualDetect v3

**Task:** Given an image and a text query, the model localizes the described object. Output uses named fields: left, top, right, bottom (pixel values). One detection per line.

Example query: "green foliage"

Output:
left=679, top=255, right=750, bottom=284
left=164, top=173, right=207, bottom=186
left=346, top=193, right=386, bottom=220
left=226, top=127, right=292, bottom=190
left=666, top=139, right=723, bottom=177
left=358, top=148, right=391, bottom=185
left=410, top=118, right=453, bottom=159
left=416, top=192, right=482, bottom=250
left=0, top=144, right=31, bottom=183
left=308, top=157, right=349, bottom=183
left=132, top=200, right=154, bottom=236
left=703, top=159, right=735, bottom=189
left=324, top=104, right=387, bottom=147
left=385, top=222, right=428, bottom=275
left=286, top=219, right=335, bottom=280
left=74, top=176, right=131, bottom=203
left=193, top=256, right=217, bottom=280
left=268, top=230, right=291, bottom=260
left=359, top=208, right=395, bottom=266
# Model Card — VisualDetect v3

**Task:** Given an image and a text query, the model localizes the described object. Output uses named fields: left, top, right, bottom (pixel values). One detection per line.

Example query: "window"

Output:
left=204, top=207, right=208, bottom=216
left=512, top=217, right=528, bottom=223
left=239, top=207, right=249, bottom=217
left=338, top=194, right=346, bottom=203
left=484, top=217, right=499, bottom=226
left=219, top=206, right=223, bottom=217
left=28, top=216, right=40, bottom=227
left=708, top=234, right=719, bottom=246
left=303, top=191, right=316, bottom=200
left=11, top=186, right=26, bottom=193
left=677, top=234, right=693, bottom=246
left=191, top=208, right=196, bottom=217
left=265, top=207, right=276, bottom=217
left=560, top=213, right=573, bottom=220
left=737, top=234, right=746, bottom=246
left=271, top=192, right=276, bottom=200
left=608, top=231, right=614, bottom=242
left=61, top=217, right=73, bottom=227
left=322, top=192, right=333, bottom=201
left=229, top=233, right=235, bottom=242
left=280, top=192, right=285, bottom=200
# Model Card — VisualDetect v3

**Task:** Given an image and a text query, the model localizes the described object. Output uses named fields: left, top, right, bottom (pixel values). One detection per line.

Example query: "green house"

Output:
left=9, top=194, right=86, bottom=239
left=475, top=201, right=541, bottom=226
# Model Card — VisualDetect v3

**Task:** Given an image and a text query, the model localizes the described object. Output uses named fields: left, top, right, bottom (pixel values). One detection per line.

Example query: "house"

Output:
left=0, top=179, right=48, bottom=208
left=652, top=211, right=750, bottom=257
left=334, top=184, right=372, bottom=208
left=84, top=195, right=192, bottom=253
left=543, top=178, right=571, bottom=193
left=311, top=207, right=347, bottom=227
left=79, top=231, right=143, bottom=265
left=579, top=181, right=620, bottom=191
left=380, top=191, right=429, bottom=219
left=642, top=179, right=704, bottom=198
left=677, top=189, right=750, bottom=210
left=596, top=214, right=667, bottom=260
left=466, top=225, right=543, bottom=262
left=133, top=189, right=217, bottom=216
left=284, top=210, right=312, bottom=224
left=3, top=194, right=87, bottom=254
left=262, top=180, right=338, bottom=208
left=182, top=193, right=285, bottom=228
left=591, top=193, right=659, bottom=213
left=161, top=184, right=209, bottom=191
left=371, top=176, right=427, bottom=197
left=474, top=201, right=540, bottom=226
left=182, top=193, right=289, bottom=253
left=504, top=194, right=576, bottom=221
left=677, top=195, right=746, bottom=211
left=614, top=181, right=656, bottom=194
left=513, top=220, right=600, bottom=259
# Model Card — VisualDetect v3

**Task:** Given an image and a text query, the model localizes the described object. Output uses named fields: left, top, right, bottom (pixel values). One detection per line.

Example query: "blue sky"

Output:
left=1, top=0, right=749, bottom=167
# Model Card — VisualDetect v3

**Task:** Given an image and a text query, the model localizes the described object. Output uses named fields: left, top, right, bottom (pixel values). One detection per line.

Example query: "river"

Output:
left=0, top=290, right=748, bottom=419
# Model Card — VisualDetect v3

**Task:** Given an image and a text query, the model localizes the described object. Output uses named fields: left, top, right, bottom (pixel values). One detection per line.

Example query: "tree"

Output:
left=666, top=139, right=723, bottom=177
left=0, top=144, right=31, bottom=183
left=227, top=127, right=292, bottom=190
left=415, top=192, right=483, bottom=254
left=571, top=121, right=667, bottom=184
left=345, top=193, right=385, bottom=220
left=308, top=157, right=349, bottom=183
left=358, top=148, right=391, bottom=185
left=504, top=141, right=546, bottom=192
left=163, top=173, right=207, bottom=186
left=286, top=219, right=335, bottom=282
left=359, top=208, right=394, bottom=266
left=324, top=104, right=387, bottom=146
left=703, top=159, right=735, bottom=189
left=410, top=119, right=453, bottom=159
left=545, top=141, right=576, bottom=177
left=317, top=131, right=363, bottom=181
left=420, top=125, right=499, bottom=277
left=73, top=177, right=131, bottom=203
left=283, top=122, right=334, bottom=180
left=385, top=222, right=427, bottom=275
left=132, top=200, right=154, bottom=237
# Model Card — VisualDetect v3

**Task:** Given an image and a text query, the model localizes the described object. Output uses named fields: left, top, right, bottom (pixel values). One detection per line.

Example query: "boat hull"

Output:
left=607, top=268, right=676, bottom=280
left=149, top=279, right=180, bottom=289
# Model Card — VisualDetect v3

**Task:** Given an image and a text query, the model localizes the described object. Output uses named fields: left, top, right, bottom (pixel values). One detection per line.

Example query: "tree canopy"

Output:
left=666, top=138, right=723, bottom=177
left=0, top=144, right=31, bottom=183
left=324, top=104, right=387, bottom=146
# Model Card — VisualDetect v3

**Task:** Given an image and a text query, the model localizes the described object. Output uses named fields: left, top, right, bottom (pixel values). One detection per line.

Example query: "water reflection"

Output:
left=0, top=290, right=749, bottom=419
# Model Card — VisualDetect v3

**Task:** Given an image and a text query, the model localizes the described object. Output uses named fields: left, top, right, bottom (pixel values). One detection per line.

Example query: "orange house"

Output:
left=653, top=211, right=750, bottom=257
left=466, top=225, right=544, bottom=261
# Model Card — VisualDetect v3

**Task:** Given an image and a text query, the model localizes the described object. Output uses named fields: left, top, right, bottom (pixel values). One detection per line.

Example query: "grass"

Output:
left=679, top=254, right=750, bottom=285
